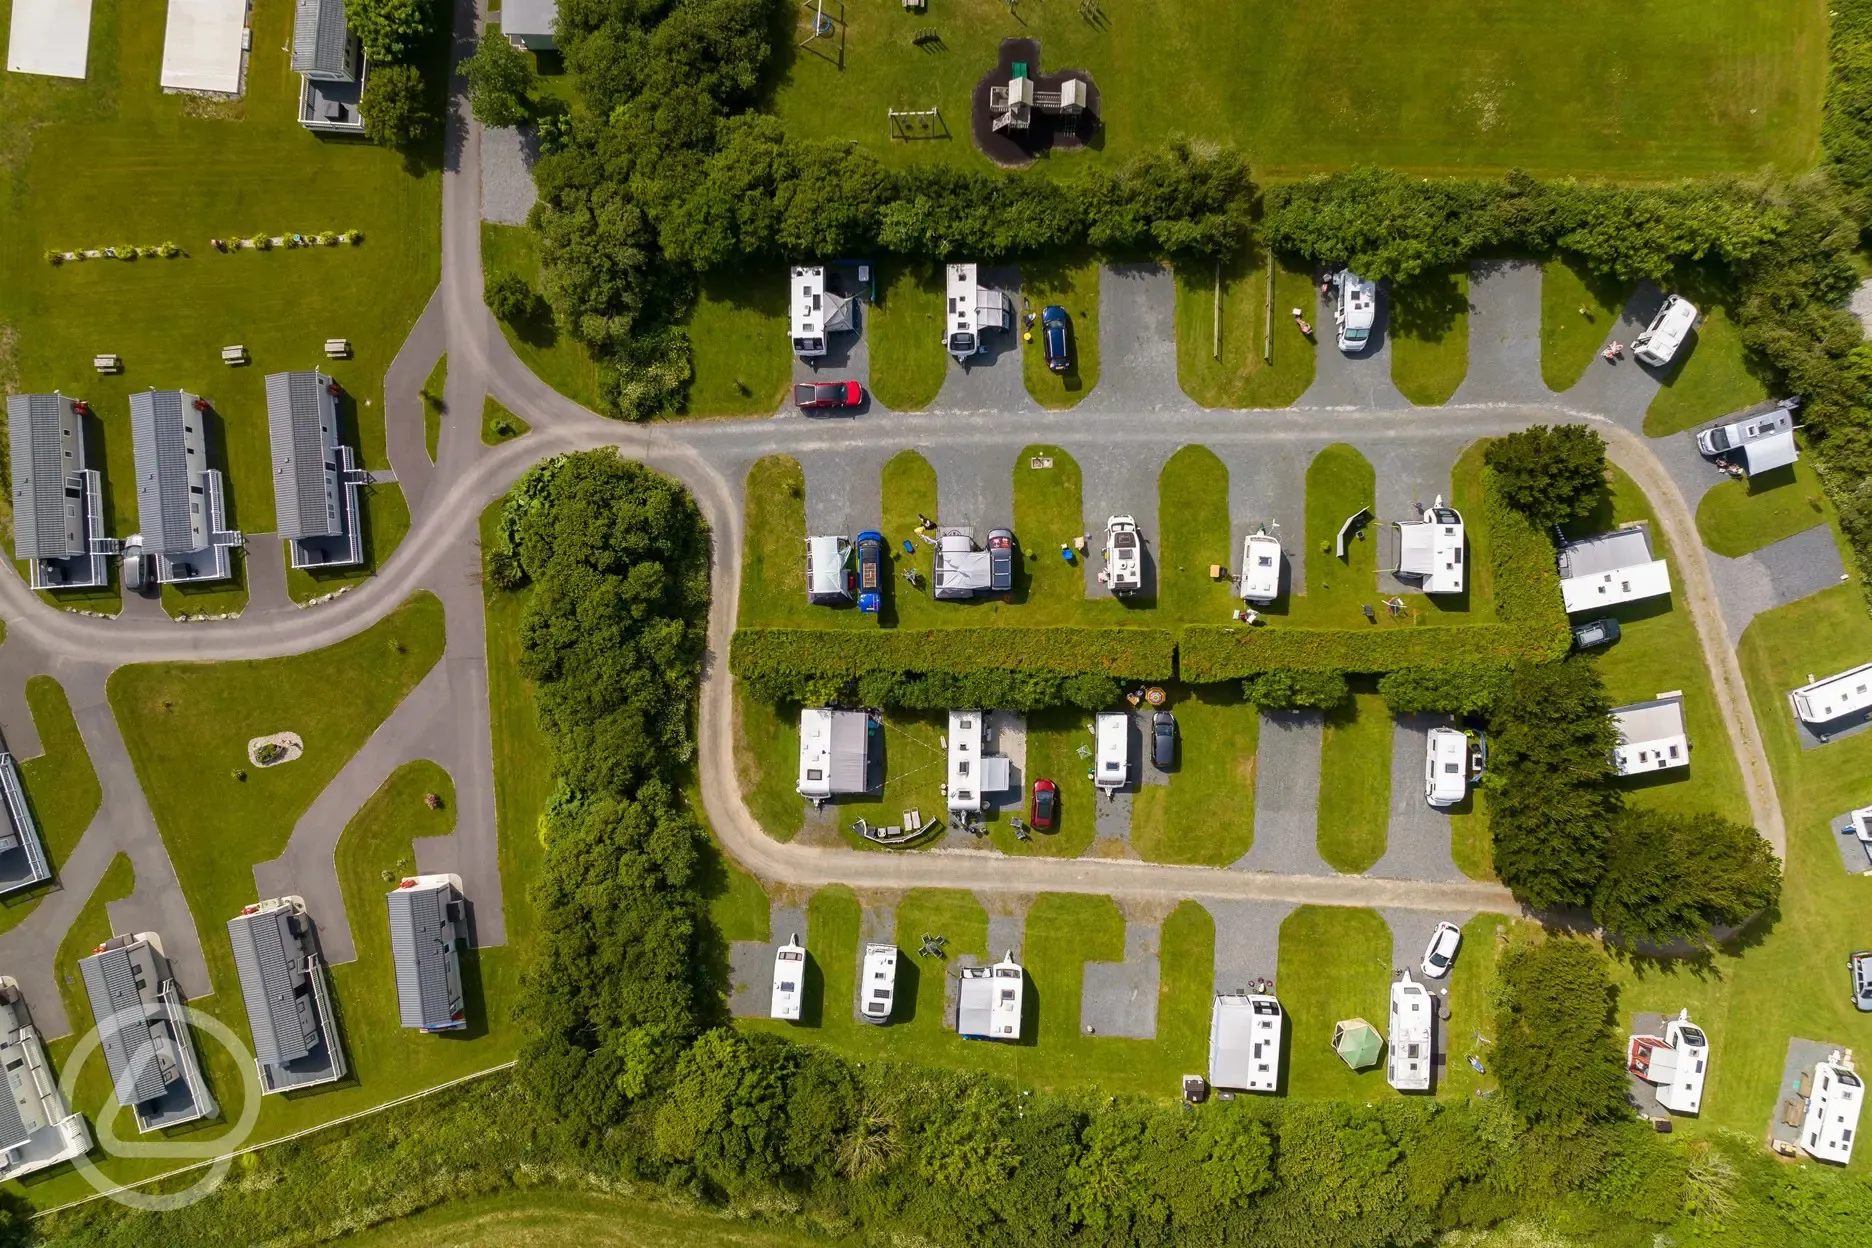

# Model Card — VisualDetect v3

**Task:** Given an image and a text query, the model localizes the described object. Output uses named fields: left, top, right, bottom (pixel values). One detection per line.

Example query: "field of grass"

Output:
left=1276, top=906, right=1394, bottom=1098
left=1315, top=689, right=1392, bottom=874
left=1540, top=258, right=1633, bottom=392
left=1389, top=268, right=1469, bottom=406
left=1564, top=468, right=1749, bottom=824
left=421, top=354, right=446, bottom=463
left=1694, top=456, right=1837, bottom=557
left=1174, top=250, right=1317, bottom=408
left=866, top=259, right=947, bottom=410
left=686, top=269, right=791, bottom=417
left=340, top=1189, right=831, bottom=1248
left=482, top=395, right=530, bottom=445
left=1019, top=257, right=1099, bottom=408
left=480, top=223, right=603, bottom=411
left=0, top=677, right=100, bottom=935
left=1128, top=686, right=1259, bottom=865
left=1643, top=295, right=1772, bottom=436
left=763, top=1, right=1822, bottom=178
left=1302, top=443, right=1378, bottom=621
left=1155, top=445, right=1238, bottom=623
left=0, top=0, right=435, bottom=562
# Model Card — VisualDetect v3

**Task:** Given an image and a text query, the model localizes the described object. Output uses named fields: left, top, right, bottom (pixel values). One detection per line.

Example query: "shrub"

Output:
left=484, top=272, right=538, bottom=323
left=1593, top=808, right=1781, bottom=947
left=318, top=230, right=339, bottom=246
left=1242, top=669, right=1348, bottom=710
left=1494, top=938, right=1631, bottom=1133
left=116, top=243, right=136, bottom=260
left=361, top=64, right=435, bottom=148
left=252, top=234, right=273, bottom=251
left=1377, top=663, right=1511, bottom=715
left=483, top=547, right=525, bottom=592
left=159, top=241, right=179, bottom=257
left=43, top=250, right=60, bottom=264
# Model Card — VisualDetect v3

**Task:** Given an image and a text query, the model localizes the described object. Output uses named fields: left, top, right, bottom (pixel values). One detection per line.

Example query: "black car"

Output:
left=1571, top=617, right=1620, bottom=650
left=1152, top=710, right=1176, bottom=771
left=1041, top=305, right=1071, bottom=373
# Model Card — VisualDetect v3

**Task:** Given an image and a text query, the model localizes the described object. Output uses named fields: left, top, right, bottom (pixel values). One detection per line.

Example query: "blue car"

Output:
left=855, top=530, right=884, bottom=614
left=1041, top=305, right=1071, bottom=373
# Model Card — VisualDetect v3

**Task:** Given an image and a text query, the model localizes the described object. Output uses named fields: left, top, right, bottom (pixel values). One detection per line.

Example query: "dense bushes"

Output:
left=1493, top=939, right=1631, bottom=1134
left=1594, top=808, right=1783, bottom=948
left=730, top=627, right=1176, bottom=708
left=1241, top=668, right=1348, bottom=710
left=1485, top=424, right=1608, bottom=529
left=1376, top=662, right=1510, bottom=716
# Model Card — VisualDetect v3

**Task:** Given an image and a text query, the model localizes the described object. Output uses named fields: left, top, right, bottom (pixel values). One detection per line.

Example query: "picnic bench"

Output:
left=324, top=338, right=351, bottom=359
left=221, top=344, right=248, bottom=365
left=92, top=353, right=121, bottom=374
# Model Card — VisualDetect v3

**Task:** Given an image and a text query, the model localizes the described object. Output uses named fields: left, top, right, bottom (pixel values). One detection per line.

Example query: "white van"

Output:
left=1335, top=272, right=1377, bottom=353
left=1424, top=726, right=1467, bottom=807
left=1094, top=711, right=1131, bottom=793
left=805, top=535, right=853, bottom=605
left=1631, top=295, right=1698, bottom=367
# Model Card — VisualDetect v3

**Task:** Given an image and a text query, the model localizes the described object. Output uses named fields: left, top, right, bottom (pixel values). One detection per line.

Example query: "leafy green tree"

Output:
left=1377, top=663, right=1511, bottom=716
left=1195, top=1107, right=1274, bottom=1206
left=464, top=28, right=536, bottom=128
left=484, top=272, right=538, bottom=323
left=1593, top=808, right=1781, bottom=946
left=1493, top=939, right=1630, bottom=1133
left=1486, top=660, right=1623, bottom=910
left=1242, top=669, right=1349, bottom=710
left=1483, top=425, right=1607, bottom=528
left=345, top=0, right=431, bottom=62
left=360, top=64, right=434, bottom=148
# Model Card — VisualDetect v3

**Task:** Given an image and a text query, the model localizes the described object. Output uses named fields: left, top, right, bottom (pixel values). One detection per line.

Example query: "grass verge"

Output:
left=1019, top=257, right=1100, bottom=409
left=1155, top=445, right=1237, bottom=624
left=1693, top=457, right=1836, bottom=557
left=1128, top=685, right=1258, bottom=865
left=866, top=259, right=947, bottom=411
left=1277, top=905, right=1393, bottom=1099
left=421, top=354, right=445, bottom=463
left=1175, top=249, right=1316, bottom=408
left=1540, top=257, right=1632, bottom=392
left=1389, top=267, right=1469, bottom=405
left=685, top=269, right=791, bottom=417
left=482, top=396, right=530, bottom=446
left=336, top=1188, right=832, bottom=1247
left=1315, top=689, right=1392, bottom=874
left=481, top=222, right=602, bottom=410
left=1301, top=443, right=1378, bottom=622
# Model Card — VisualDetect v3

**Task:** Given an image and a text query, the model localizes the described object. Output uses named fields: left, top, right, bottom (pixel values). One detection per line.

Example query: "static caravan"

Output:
left=1239, top=531, right=1281, bottom=603
left=1801, top=1052, right=1863, bottom=1164
left=1627, top=1009, right=1709, bottom=1116
left=1610, top=693, right=1688, bottom=777
left=943, top=264, right=1012, bottom=360
left=1094, top=712, right=1131, bottom=793
left=1790, top=662, right=1872, bottom=727
left=859, top=944, right=898, bottom=1024
left=1386, top=973, right=1434, bottom=1092
left=1557, top=526, right=1672, bottom=614
left=771, top=935, right=805, bottom=1021
left=946, top=710, right=1012, bottom=815
left=1423, top=727, right=1467, bottom=807
left=1391, top=499, right=1464, bottom=595
left=956, top=953, right=1025, bottom=1041
left=1209, top=993, right=1283, bottom=1093
left=1631, top=295, right=1698, bottom=367
left=789, top=266, right=855, bottom=359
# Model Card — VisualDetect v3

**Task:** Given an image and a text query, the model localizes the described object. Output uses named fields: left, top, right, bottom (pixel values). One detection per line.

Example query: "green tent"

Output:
left=1332, top=1018, right=1383, bottom=1070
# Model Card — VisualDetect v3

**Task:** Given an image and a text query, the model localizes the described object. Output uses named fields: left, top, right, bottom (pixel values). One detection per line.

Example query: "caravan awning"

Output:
left=1396, top=524, right=1436, bottom=576
left=1741, top=430, right=1797, bottom=475
left=825, top=712, right=870, bottom=792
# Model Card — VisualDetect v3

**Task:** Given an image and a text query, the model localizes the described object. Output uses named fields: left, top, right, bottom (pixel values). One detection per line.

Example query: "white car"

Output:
left=1421, top=921, right=1462, bottom=979
left=1335, top=272, right=1377, bottom=353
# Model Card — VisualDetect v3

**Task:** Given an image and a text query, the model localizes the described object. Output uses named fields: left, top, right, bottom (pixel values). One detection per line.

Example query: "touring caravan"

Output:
left=1239, top=530, right=1281, bottom=603
left=1094, top=711, right=1131, bottom=793
left=771, top=936, right=805, bottom=1021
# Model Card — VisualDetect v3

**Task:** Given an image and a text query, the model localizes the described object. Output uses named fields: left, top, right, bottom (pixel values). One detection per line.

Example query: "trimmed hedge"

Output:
left=1182, top=471, right=1569, bottom=681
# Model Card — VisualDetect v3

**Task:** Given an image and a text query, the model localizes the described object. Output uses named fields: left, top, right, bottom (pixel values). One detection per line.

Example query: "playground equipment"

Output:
left=889, top=106, right=945, bottom=139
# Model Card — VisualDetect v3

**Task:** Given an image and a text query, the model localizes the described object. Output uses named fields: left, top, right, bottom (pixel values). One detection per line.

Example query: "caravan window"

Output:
left=806, top=769, right=823, bottom=781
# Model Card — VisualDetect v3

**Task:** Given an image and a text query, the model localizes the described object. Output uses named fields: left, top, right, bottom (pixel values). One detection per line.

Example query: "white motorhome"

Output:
left=1335, top=272, right=1377, bottom=353
left=1103, top=515, right=1143, bottom=597
left=1239, top=530, right=1281, bottom=603
left=771, top=936, right=805, bottom=1021
left=1209, top=993, right=1284, bottom=1093
left=1392, top=498, right=1465, bottom=595
left=943, top=263, right=1013, bottom=360
left=1695, top=401, right=1798, bottom=476
left=859, top=944, right=898, bottom=1024
left=1631, top=294, right=1698, bottom=367
left=789, top=265, right=855, bottom=360
left=1801, top=1052, right=1863, bottom=1164
left=1094, top=711, right=1131, bottom=793
left=946, top=709, right=1012, bottom=815
left=1627, top=1009, right=1709, bottom=1115
left=1424, top=727, right=1467, bottom=807
left=806, top=535, right=853, bottom=605
left=956, top=952, right=1025, bottom=1041
left=1790, top=661, right=1872, bottom=727
left=1386, top=973, right=1434, bottom=1092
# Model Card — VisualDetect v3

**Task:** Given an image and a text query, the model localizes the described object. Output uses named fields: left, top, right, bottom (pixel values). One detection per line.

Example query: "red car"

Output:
left=793, top=380, right=863, bottom=410
left=1029, top=779, right=1058, bottom=831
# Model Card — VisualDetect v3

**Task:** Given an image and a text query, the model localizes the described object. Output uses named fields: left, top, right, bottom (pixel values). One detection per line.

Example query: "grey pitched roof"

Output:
left=128, top=390, right=195, bottom=557
left=80, top=945, right=170, bottom=1107
left=7, top=394, right=75, bottom=561
left=292, top=0, right=352, bottom=77
left=266, top=371, right=340, bottom=541
left=502, top=0, right=558, bottom=38
left=0, top=1064, right=28, bottom=1151
left=228, top=907, right=318, bottom=1068
left=388, top=884, right=458, bottom=1029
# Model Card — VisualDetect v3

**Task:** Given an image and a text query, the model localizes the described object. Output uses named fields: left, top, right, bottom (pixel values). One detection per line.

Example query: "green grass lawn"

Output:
left=1389, top=268, right=1469, bottom=405
left=745, top=888, right=1211, bottom=1097
left=1449, top=800, right=1495, bottom=882
left=1694, top=455, right=1837, bottom=557
left=0, top=0, right=437, bottom=563
left=1565, top=468, right=1748, bottom=825
left=479, top=506, right=548, bottom=962
left=1643, top=295, right=1772, bottom=436
left=421, top=354, right=446, bottom=463
left=822, top=710, right=955, bottom=850
left=1276, top=906, right=1394, bottom=1099
left=1540, top=257, right=1633, bottom=393
left=880, top=450, right=943, bottom=628
left=986, top=708, right=1102, bottom=857
left=1302, top=443, right=1378, bottom=621
left=1315, top=689, right=1392, bottom=874
left=685, top=269, right=791, bottom=417
left=866, top=259, right=947, bottom=411
left=1174, top=250, right=1317, bottom=408
left=161, top=548, right=251, bottom=619
left=338, top=1188, right=831, bottom=1248
left=0, top=677, right=101, bottom=935
left=764, top=1, right=1822, bottom=178
left=1019, top=257, right=1100, bottom=409
left=1128, top=686, right=1259, bottom=865
left=482, top=396, right=530, bottom=446
left=735, top=686, right=805, bottom=842
left=1155, top=445, right=1238, bottom=623
left=480, top=223, right=603, bottom=411
left=1010, top=444, right=1091, bottom=622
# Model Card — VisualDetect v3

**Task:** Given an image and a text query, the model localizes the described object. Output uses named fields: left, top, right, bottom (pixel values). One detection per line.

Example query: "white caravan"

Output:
left=771, top=936, right=805, bottom=1021
left=1209, top=993, right=1284, bottom=1093
left=1094, top=711, right=1131, bottom=794
left=1239, top=530, right=1281, bottom=603
left=859, top=943, right=898, bottom=1024
left=1424, top=726, right=1467, bottom=807
left=943, top=263, right=1013, bottom=360
left=1386, top=972, right=1434, bottom=1092
left=1631, top=294, right=1698, bottom=367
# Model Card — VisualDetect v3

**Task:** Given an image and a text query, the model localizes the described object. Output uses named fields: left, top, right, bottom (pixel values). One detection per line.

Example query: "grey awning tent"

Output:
left=1741, top=430, right=1797, bottom=475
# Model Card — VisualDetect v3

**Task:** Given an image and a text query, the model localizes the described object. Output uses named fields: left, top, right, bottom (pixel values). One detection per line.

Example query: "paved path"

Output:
left=1300, top=281, right=1408, bottom=409
left=1372, top=714, right=1463, bottom=883
left=1450, top=260, right=1549, bottom=407
left=1083, top=263, right=1186, bottom=414
left=1236, top=711, right=1328, bottom=875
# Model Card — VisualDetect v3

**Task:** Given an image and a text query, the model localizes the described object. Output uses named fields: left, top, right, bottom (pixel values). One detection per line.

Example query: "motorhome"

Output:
left=1391, top=498, right=1465, bottom=595
left=859, top=944, right=898, bottom=1024
left=1094, top=711, right=1131, bottom=794
left=1103, top=515, right=1142, bottom=597
left=1335, top=272, right=1377, bottom=353
left=1800, top=1052, right=1862, bottom=1164
left=1386, top=973, right=1434, bottom=1092
left=1695, top=401, right=1798, bottom=476
left=789, top=265, right=855, bottom=360
left=943, top=263, right=1013, bottom=360
left=771, top=936, right=805, bottom=1021
left=1424, top=726, right=1468, bottom=807
left=1209, top=993, right=1284, bottom=1093
left=1239, top=530, right=1281, bottom=603
left=1631, top=295, right=1698, bottom=367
